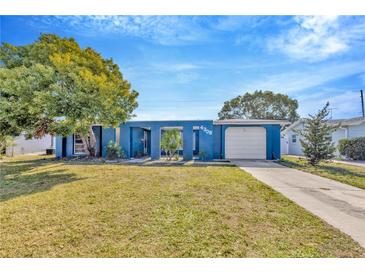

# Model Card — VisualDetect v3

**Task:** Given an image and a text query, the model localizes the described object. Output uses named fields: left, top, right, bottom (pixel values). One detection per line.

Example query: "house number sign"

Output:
left=199, top=125, right=212, bottom=135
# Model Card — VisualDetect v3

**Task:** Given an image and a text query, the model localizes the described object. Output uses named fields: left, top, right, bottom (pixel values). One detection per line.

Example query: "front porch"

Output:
left=120, top=120, right=214, bottom=161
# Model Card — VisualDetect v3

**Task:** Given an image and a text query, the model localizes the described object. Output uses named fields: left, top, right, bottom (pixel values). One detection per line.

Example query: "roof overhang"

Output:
left=214, top=119, right=290, bottom=126
left=336, top=119, right=365, bottom=126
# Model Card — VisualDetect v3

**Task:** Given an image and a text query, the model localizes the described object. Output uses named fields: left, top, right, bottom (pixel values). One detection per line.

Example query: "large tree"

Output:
left=0, top=34, right=138, bottom=156
left=218, top=90, right=299, bottom=122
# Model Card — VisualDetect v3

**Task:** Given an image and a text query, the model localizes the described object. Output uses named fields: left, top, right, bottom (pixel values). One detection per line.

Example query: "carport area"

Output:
left=232, top=160, right=365, bottom=248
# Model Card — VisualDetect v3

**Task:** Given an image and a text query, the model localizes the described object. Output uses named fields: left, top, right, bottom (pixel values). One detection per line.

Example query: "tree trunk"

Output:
left=80, top=126, right=97, bottom=157
left=88, top=126, right=97, bottom=156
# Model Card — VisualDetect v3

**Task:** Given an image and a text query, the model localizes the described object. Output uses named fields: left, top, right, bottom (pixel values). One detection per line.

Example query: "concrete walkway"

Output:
left=232, top=160, right=365, bottom=248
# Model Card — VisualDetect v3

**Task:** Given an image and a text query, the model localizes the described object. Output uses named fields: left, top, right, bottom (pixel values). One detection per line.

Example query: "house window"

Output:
left=292, top=134, right=297, bottom=143
left=74, top=134, right=86, bottom=154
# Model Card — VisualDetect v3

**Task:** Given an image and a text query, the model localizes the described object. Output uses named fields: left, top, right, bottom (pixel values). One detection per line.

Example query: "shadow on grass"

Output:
left=0, top=157, right=235, bottom=202
left=59, top=158, right=236, bottom=168
left=278, top=159, right=365, bottom=178
left=0, top=157, right=81, bottom=202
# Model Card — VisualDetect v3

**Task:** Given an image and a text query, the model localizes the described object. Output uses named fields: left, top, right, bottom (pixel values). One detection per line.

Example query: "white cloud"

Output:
left=268, top=16, right=365, bottom=62
left=175, top=72, right=200, bottom=83
left=213, top=16, right=269, bottom=31
left=298, top=90, right=363, bottom=118
left=151, top=63, right=201, bottom=72
left=31, top=16, right=209, bottom=45
left=133, top=104, right=219, bottom=120
left=242, top=61, right=365, bottom=93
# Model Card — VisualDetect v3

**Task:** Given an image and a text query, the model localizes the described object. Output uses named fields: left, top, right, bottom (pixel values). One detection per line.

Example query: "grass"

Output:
left=0, top=155, right=364, bottom=257
left=278, top=156, right=365, bottom=189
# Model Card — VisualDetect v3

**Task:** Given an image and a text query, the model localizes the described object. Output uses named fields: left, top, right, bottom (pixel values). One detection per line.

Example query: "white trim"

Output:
left=215, top=119, right=289, bottom=126
left=73, top=134, right=87, bottom=155
left=283, top=117, right=365, bottom=134
left=281, top=119, right=304, bottom=134
left=161, top=126, right=183, bottom=130
left=115, top=127, right=121, bottom=146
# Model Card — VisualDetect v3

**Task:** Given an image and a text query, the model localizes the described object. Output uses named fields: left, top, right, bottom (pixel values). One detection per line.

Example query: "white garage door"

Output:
left=225, top=127, right=266, bottom=159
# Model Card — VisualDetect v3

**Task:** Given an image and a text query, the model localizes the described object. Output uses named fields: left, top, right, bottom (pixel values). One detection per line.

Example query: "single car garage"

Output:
left=213, top=119, right=287, bottom=160
left=225, top=127, right=266, bottom=159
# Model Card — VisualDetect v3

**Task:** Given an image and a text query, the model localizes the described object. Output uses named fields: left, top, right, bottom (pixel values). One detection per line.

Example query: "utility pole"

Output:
left=361, top=90, right=364, bottom=117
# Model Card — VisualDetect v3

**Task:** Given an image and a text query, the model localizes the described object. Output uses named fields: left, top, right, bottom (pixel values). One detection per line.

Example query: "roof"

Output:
left=214, top=119, right=290, bottom=126
left=282, top=116, right=365, bottom=133
left=326, top=116, right=365, bottom=126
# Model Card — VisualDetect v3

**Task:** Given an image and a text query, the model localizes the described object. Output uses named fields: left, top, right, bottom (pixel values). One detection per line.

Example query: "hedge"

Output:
left=338, top=137, right=365, bottom=160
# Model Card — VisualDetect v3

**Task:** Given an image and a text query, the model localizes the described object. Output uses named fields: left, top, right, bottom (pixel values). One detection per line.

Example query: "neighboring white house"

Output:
left=281, top=117, right=365, bottom=156
left=5, top=134, right=55, bottom=156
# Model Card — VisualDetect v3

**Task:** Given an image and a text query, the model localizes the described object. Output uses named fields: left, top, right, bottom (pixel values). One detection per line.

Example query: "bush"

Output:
left=338, top=137, right=365, bottom=160
left=160, top=129, right=182, bottom=160
left=198, top=150, right=207, bottom=161
left=0, top=135, right=15, bottom=157
left=106, top=141, right=125, bottom=160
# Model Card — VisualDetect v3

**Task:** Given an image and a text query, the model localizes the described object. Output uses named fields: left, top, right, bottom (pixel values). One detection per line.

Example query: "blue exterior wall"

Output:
left=102, top=127, right=116, bottom=157
left=55, top=136, right=63, bottom=157
left=55, top=120, right=282, bottom=160
left=131, top=127, right=145, bottom=157
left=271, top=125, right=281, bottom=160
left=119, top=120, right=214, bottom=160
left=183, top=125, right=193, bottom=160
left=56, top=126, right=114, bottom=158
left=213, top=125, right=222, bottom=159
left=55, top=135, right=73, bottom=157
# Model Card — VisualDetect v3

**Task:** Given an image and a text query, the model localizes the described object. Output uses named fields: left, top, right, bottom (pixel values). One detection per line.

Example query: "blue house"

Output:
left=56, top=119, right=288, bottom=160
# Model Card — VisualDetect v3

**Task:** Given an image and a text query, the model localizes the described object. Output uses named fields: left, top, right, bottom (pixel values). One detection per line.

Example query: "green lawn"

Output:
left=278, top=156, right=365, bottom=189
left=1, top=155, right=364, bottom=257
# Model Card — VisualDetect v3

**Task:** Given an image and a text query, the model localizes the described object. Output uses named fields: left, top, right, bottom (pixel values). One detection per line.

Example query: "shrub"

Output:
left=198, top=150, right=207, bottom=161
left=0, top=135, right=15, bottom=157
left=161, top=129, right=182, bottom=160
left=106, top=141, right=124, bottom=160
left=338, top=137, right=365, bottom=160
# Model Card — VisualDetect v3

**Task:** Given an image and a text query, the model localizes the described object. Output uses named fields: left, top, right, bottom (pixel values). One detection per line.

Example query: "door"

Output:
left=62, top=137, right=67, bottom=157
left=225, top=127, right=266, bottom=159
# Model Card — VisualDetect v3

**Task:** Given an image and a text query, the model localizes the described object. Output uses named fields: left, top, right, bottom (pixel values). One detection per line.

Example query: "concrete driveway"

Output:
left=232, top=160, right=365, bottom=248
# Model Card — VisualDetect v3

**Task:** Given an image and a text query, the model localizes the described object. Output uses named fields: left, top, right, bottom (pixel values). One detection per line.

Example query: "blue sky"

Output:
left=1, top=16, right=365, bottom=120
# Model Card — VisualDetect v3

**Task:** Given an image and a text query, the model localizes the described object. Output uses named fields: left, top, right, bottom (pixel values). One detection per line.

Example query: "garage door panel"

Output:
left=225, top=127, right=266, bottom=159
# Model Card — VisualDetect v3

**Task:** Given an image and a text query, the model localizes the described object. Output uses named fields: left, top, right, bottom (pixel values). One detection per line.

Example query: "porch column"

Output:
left=150, top=126, right=161, bottom=160
left=183, top=125, right=193, bottom=161
left=120, top=125, right=130, bottom=158
left=55, top=136, right=63, bottom=158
